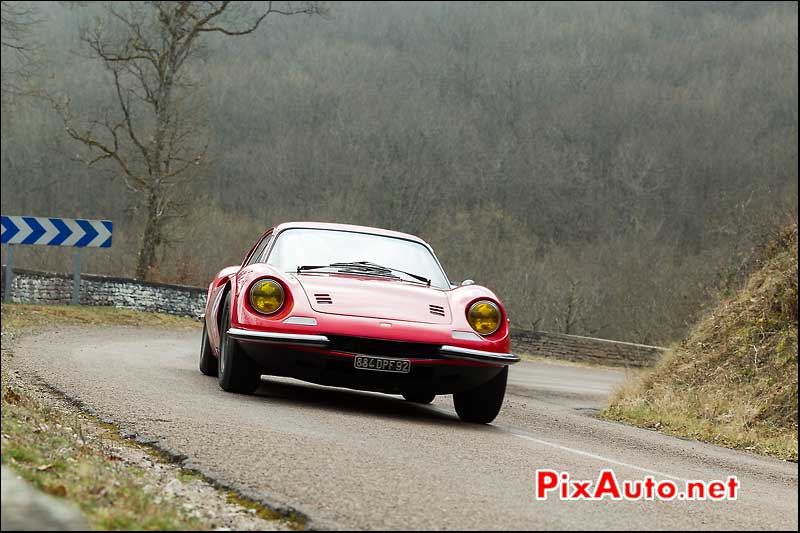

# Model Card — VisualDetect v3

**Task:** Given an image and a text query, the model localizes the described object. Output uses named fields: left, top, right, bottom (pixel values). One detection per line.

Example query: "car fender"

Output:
left=446, top=284, right=511, bottom=353
left=206, top=265, right=240, bottom=355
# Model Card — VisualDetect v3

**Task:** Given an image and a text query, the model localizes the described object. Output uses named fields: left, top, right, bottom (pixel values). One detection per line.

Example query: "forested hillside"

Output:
left=1, top=1, right=797, bottom=345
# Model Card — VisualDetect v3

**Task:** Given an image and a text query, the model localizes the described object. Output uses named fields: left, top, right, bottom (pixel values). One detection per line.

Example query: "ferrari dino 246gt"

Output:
left=199, top=222, right=519, bottom=423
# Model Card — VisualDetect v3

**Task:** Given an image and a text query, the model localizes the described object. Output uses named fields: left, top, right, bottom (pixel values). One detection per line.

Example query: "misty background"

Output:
left=1, top=1, right=797, bottom=345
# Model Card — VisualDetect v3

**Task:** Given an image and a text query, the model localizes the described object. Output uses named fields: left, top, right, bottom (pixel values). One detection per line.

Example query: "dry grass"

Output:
left=1, top=303, right=200, bottom=332
left=1, top=382, right=208, bottom=530
left=0, top=305, right=205, bottom=529
left=603, top=224, right=798, bottom=461
left=0, top=304, right=298, bottom=530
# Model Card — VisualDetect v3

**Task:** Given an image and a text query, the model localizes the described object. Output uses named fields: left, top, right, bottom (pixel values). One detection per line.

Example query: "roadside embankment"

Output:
left=603, top=224, right=798, bottom=460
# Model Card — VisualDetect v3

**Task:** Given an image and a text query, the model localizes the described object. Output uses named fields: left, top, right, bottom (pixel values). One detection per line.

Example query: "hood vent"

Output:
left=429, top=304, right=446, bottom=317
left=315, top=293, right=333, bottom=305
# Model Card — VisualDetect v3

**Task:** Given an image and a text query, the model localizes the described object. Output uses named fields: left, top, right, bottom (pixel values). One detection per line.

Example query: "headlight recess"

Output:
left=249, top=279, right=285, bottom=315
left=466, top=300, right=501, bottom=335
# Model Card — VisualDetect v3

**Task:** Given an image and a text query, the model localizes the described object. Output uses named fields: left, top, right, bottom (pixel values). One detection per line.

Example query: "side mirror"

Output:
left=461, top=279, right=475, bottom=286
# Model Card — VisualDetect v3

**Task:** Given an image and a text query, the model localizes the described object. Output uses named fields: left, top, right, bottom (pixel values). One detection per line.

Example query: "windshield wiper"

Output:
left=297, top=261, right=430, bottom=286
left=346, top=262, right=431, bottom=286
left=296, top=264, right=333, bottom=272
left=296, top=263, right=400, bottom=281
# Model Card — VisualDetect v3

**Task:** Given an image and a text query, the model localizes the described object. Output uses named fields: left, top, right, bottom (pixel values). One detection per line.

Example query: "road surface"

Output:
left=9, top=326, right=798, bottom=530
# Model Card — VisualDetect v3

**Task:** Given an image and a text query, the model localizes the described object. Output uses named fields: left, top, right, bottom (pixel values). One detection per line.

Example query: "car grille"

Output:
left=327, top=336, right=442, bottom=359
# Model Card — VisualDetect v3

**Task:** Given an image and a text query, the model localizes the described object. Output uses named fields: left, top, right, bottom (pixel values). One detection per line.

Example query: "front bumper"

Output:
left=226, top=328, right=520, bottom=365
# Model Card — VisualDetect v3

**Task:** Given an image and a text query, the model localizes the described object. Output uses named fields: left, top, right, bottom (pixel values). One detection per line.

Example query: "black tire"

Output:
left=402, top=392, right=436, bottom=404
left=453, top=367, right=508, bottom=424
left=217, top=293, right=262, bottom=394
left=199, top=322, right=218, bottom=376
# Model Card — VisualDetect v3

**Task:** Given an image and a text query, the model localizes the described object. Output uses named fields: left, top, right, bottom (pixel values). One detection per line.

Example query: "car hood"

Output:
left=296, top=273, right=452, bottom=324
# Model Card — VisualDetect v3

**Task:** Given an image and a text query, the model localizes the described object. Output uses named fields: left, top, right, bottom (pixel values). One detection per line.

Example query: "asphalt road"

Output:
left=9, top=326, right=798, bottom=530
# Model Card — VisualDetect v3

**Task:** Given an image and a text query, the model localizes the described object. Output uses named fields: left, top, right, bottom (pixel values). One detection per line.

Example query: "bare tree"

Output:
left=1, top=0, right=40, bottom=100
left=54, top=1, right=322, bottom=279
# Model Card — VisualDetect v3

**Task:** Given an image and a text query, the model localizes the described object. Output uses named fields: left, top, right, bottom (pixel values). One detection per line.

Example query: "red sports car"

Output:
left=199, top=222, right=519, bottom=423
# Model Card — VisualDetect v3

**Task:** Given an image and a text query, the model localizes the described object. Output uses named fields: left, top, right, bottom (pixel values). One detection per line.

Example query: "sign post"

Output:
left=3, top=244, right=13, bottom=303
left=73, top=248, right=82, bottom=305
left=1, top=215, right=113, bottom=305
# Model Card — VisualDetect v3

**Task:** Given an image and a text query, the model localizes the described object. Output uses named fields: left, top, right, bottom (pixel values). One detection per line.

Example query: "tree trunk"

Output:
left=135, top=192, right=162, bottom=280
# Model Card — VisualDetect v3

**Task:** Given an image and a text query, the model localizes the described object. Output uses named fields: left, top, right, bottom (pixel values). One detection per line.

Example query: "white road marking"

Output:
left=508, top=430, right=688, bottom=481
left=430, top=404, right=688, bottom=481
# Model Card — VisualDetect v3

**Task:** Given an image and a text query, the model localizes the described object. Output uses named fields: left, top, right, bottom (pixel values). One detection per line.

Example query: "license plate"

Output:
left=353, top=355, right=411, bottom=373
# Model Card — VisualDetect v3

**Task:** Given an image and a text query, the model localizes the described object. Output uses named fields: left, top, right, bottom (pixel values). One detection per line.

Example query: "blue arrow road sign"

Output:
left=1, top=216, right=112, bottom=248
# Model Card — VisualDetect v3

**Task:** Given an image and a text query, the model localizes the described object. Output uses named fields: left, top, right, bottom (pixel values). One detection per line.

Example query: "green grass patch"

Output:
left=224, top=491, right=307, bottom=529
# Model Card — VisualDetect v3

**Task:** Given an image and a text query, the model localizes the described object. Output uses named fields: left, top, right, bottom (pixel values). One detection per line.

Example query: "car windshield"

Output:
left=266, top=228, right=450, bottom=289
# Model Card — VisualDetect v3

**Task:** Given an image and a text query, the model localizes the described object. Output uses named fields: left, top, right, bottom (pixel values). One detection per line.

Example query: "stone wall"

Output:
left=511, top=328, right=665, bottom=367
left=1, top=267, right=206, bottom=318
left=1, top=266, right=665, bottom=366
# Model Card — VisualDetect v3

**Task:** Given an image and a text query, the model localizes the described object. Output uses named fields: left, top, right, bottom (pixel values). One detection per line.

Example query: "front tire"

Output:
left=199, top=322, right=218, bottom=376
left=217, top=293, right=262, bottom=394
left=402, top=392, right=436, bottom=404
left=453, top=367, right=508, bottom=424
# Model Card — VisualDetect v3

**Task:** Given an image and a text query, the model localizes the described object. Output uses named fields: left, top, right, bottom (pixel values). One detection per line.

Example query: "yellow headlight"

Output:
left=467, top=300, right=501, bottom=335
left=249, top=279, right=285, bottom=315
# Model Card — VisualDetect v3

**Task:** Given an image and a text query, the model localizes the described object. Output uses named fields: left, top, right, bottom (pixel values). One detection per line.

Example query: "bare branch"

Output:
left=1, top=0, right=42, bottom=98
left=111, top=67, right=153, bottom=174
left=197, top=1, right=322, bottom=36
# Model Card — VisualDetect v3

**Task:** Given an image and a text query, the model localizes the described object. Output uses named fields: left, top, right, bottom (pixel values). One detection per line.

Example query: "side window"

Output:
left=244, top=233, right=273, bottom=266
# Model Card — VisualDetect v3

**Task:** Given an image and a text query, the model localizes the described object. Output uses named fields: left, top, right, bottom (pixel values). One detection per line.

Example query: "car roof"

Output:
left=271, top=221, right=428, bottom=246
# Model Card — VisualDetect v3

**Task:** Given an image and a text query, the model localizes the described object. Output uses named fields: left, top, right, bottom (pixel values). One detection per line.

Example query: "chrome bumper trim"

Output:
left=227, top=328, right=330, bottom=346
left=439, top=345, right=520, bottom=365
left=226, top=330, right=519, bottom=364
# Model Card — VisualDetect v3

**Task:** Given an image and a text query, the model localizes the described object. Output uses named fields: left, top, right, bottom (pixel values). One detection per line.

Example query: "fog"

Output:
left=1, top=1, right=797, bottom=344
